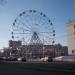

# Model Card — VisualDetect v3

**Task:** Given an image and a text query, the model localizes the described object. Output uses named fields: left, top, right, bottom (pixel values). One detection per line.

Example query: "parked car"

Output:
left=5, top=57, right=17, bottom=61
left=47, top=56, right=53, bottom=62
left=17, top=57, right=26, bottom=62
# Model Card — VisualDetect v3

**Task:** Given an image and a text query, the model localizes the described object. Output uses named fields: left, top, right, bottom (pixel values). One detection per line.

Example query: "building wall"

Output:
left=54, top=44, right=68, bottom=57
left=9, top=40, right=22, bottom=49
left=6, top=40, right=68, bottom=58
left=67, top=20, right=75, bottom=54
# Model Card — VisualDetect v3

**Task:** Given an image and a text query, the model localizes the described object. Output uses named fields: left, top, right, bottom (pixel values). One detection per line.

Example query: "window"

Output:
left=74, top=25, right=75, bottom=29
left=72, top=50, right=75, bottom=53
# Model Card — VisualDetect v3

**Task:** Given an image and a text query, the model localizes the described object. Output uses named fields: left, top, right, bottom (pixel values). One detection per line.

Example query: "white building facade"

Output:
left=67, top=20, right=75, bottom=55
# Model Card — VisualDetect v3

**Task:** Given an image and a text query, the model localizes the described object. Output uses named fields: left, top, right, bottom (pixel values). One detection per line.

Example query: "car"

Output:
left=22, top=57, right=26, bottom=62
left=5, top=57, right=17, bottom=61
left=0, top=57, right=6, bottom=61
left=47, top=56, right=53, bottom=62
left=17, top=57, right=26, bottom=62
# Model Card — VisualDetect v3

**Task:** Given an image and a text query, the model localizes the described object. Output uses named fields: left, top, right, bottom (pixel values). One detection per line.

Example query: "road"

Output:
left=0, top=61, right=75, bottom=75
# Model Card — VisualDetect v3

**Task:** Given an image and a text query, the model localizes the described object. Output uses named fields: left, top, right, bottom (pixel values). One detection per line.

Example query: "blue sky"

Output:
left=0, top=0, right=73, bottom=48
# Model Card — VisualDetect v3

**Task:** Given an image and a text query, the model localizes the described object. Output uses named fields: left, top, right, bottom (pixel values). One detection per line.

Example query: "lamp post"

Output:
left=43, top=38, right=45, bottom=58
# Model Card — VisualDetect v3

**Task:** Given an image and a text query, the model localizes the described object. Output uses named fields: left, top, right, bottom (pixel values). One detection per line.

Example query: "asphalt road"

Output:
left=0, top=61, right=75, bottom=75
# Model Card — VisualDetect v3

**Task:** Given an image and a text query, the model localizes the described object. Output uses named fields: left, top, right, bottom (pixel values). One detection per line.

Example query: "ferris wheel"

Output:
left=11, top=10, right=55, bottom=45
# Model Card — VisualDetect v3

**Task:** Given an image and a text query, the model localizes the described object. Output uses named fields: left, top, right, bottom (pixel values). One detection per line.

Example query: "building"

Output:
left=67, top=20, right=75, bottom=55
left=1, top=40, right=68, bottom=58
left=54, top=44, right=68, bottom=57
left=9, top=40, right=22, bottom=49
left=8, top=40, right=68, bottom=58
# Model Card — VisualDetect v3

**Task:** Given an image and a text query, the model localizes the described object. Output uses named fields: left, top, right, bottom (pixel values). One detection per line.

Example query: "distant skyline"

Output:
left=0, top=0, right=73, bottom=48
